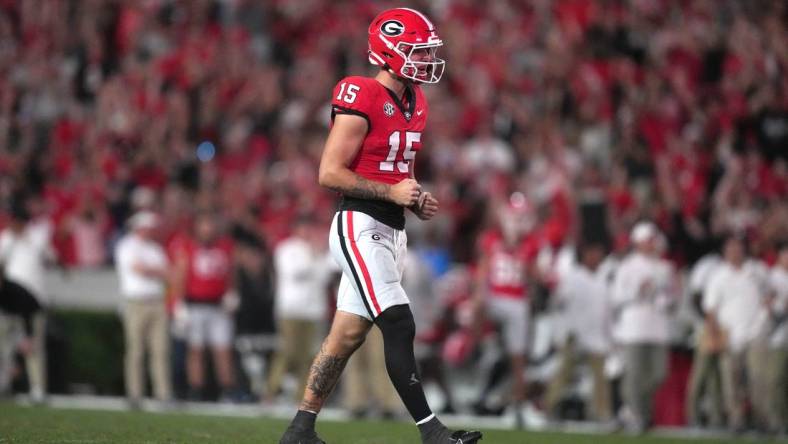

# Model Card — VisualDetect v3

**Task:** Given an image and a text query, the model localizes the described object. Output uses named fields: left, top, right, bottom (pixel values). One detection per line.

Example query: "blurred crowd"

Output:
left=0, top=0, right=787, bottom=436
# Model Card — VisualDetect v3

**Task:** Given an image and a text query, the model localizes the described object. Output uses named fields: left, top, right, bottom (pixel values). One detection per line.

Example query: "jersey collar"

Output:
left=381, top=83, right=416, bottom=121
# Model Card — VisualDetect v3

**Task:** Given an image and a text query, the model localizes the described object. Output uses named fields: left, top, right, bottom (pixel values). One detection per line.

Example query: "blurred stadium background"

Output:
left=0, top=0, right=786, bottom=442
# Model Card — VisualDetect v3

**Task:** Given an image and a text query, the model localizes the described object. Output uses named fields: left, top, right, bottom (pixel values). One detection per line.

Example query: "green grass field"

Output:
left=0, top=403, right=778, bottom=444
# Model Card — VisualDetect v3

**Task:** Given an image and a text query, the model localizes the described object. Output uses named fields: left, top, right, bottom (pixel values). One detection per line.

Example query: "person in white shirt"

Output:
left=266, top=216, right=333, bottom=400
left=611, top=222, right=677, bottom=432
left=0, top=205, right=52, bottom=303
left=684, top=252, right=725, bottom=428
left=702, top=235, right=770, bottom=432
left=114, top=211, right=172, bottom=403
left=765, top=243, right=788, bottom=433
left=0, top=202, right=53, bottom=403
left=545, top=241, right=612, bottom=422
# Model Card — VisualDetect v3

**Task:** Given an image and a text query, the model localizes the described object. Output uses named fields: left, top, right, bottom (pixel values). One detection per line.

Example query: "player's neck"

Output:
left=375, top=69, right=408, bottom=100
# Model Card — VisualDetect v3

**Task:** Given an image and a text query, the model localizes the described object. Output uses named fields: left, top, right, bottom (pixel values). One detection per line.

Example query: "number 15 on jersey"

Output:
left=381, top=130, right=420, bottom=173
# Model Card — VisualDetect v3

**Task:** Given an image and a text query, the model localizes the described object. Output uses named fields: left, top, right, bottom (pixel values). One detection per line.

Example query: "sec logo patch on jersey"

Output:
left=383, top=102, right=395, bottom=117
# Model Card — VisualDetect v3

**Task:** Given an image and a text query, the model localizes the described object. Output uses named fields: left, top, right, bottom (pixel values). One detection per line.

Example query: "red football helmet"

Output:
left=368, top=8, right=445, bottom=84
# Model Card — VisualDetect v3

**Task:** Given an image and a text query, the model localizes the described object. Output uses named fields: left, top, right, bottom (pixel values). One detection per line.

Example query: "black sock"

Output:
left=374, top=305, right=433, bottom=423
left=291, top=410, right=317, bottom=430
left=418, top=416, right=446, bottom=437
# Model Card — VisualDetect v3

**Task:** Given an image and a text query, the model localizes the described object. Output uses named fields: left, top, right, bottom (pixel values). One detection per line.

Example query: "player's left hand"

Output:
left=413, top=191, right=439, bottom=220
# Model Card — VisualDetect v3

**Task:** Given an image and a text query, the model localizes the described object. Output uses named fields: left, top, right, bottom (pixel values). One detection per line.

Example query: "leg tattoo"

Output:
left=299, top=344, right=349, bottom=412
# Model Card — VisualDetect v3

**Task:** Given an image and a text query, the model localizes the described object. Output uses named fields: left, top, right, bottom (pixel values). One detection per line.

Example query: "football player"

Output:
left=171, top=211, right=236, bottom=401
left=279, top=7, right=482, bottom=444
left=472, top=192, right=540, bottom=419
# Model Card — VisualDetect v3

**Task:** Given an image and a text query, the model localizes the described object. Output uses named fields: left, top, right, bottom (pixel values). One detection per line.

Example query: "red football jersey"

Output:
left=331, top=76, right=428, bottom=184
left=179, top=237, right=234, bottom=302
left=478, top=230, right=539, bottom=299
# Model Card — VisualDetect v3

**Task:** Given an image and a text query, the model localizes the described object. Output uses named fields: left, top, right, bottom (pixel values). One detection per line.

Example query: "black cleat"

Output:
left=423, top=428, right=482, bottom=444
left=447, top=430, right=483, bottom=443
left=278, top=424, right=326, bottom=444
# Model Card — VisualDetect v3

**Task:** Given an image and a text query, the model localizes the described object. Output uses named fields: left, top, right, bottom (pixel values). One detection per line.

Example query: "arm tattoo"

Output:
left=328, top=173, right=391, bottom=202
left=304, top=347, right=349, bottom=401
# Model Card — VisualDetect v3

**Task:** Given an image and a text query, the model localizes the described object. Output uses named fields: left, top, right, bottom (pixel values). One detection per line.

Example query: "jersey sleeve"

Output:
left=330, top=76, right=375, bottom=125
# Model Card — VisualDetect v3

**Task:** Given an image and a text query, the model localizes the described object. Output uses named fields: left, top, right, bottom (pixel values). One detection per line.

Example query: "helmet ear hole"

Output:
left=382, top=51, right=395, bottom=59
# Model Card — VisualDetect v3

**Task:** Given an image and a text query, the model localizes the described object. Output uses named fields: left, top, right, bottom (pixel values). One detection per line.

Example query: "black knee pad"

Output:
left=374, top=304, right=416, bottom=342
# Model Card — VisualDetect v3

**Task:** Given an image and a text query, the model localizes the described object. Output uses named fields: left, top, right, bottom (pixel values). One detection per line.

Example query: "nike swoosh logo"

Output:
left=416, top=110, right=423, bottom=116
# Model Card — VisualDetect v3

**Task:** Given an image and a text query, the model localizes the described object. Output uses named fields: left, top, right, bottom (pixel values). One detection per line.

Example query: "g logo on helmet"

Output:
left=380, top=20, right=404, bottom=37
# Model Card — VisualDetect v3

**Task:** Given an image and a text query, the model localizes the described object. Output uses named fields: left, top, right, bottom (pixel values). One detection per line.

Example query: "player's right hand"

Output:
left=389, top=178, right=422, bottom=206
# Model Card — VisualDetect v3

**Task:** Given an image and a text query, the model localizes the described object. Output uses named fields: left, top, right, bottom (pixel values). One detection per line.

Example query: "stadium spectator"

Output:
left=0, top=275, right=42, bottom=399
left=472, top=192, right=540, bottom=417
left=68, top=200, right=111, bottom=268
left=0, top=200, right=53, bottom=403
left=114, top=211, right=172, bottom=405
left=171, top=211, right=237, bottom=401
left=232, top=229, right=276, bottom=400
left=684, top=251, right=725, bottom=428
left=545, top=241, right=612, bottom=422
left=266, top=216, right=332, bottom=400
left=766, top=243, right=788, bottom=434
left=612, top=222, right=678, bottom=433
left=702, top=235, right=770, bottom=432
